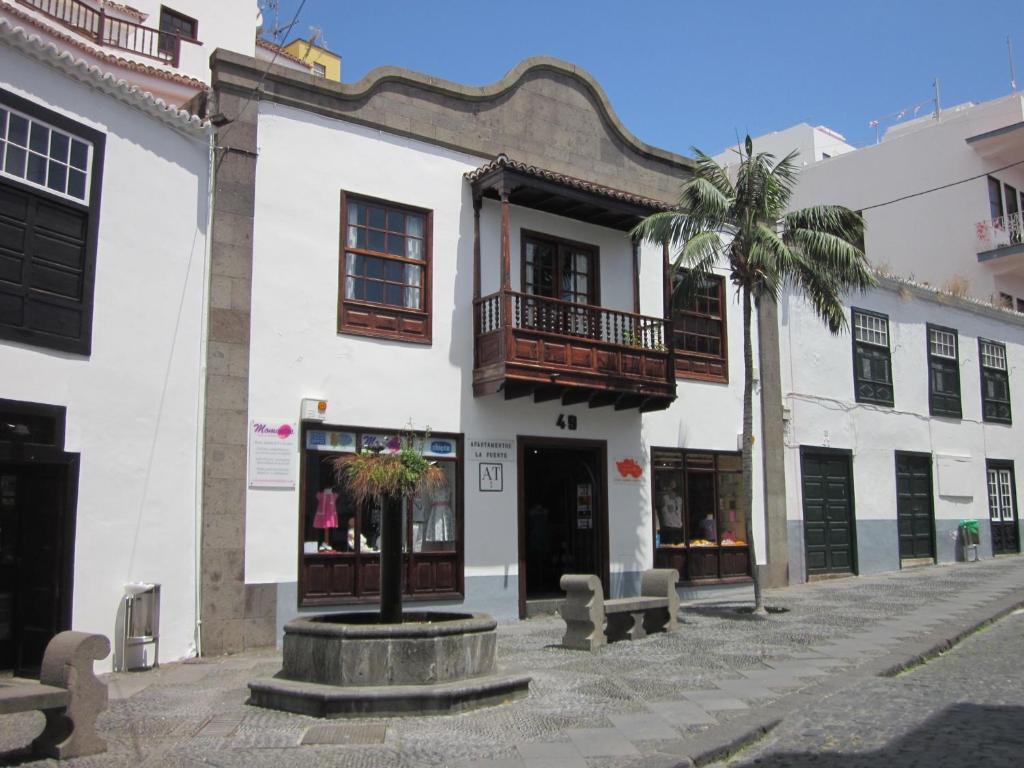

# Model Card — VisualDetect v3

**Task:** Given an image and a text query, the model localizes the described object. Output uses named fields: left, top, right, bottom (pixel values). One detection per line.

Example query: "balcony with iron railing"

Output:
left=473, top=290, right=676, bottom=411
left=976, top=211, right=1024, bottom=259
left=15, top=0, right=184, bottom=66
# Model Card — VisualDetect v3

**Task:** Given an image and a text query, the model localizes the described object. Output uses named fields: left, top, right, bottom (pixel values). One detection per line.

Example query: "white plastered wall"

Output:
left=1, top=44, right=210, bottom=669
left=780, top=281, right=1024, bottom=574
left=245, top=102, right=763, bottom=604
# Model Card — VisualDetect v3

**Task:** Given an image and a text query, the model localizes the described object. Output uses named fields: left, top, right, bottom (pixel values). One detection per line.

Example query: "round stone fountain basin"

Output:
left=248, top=611, right=530, bottom=717
left=280, top=612, right=498, bottom=686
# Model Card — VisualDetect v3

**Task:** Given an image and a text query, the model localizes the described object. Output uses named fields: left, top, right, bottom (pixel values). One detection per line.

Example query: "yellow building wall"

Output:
left=281, top=40, right=342, bottom=81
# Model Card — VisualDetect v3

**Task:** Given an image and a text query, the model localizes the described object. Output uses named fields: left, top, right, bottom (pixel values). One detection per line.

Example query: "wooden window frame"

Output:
left=979, top=338, right=1012, bottom=425
left=927, top=323, right=962, bottom=418
left=158, top=6, right=199, bottom=43
left=337, top=191, right=433, bottom=345
left=851, top=308, right=894, bottom=406
left=0, top=89, right=104, bottom=356
left=519, top=230, right=600, bottom=306
left=297, top=423, right=464, bottom=607
left=670, top=271, right=728, bottom=383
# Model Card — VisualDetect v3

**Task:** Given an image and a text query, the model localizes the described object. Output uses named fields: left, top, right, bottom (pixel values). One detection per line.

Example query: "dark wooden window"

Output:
left=298, top=426, right=463, bottom=606
left=672, top=272, right=727, bottom=382
left=0, top=90, right=103, bottom=355
left=988, top=176, right=1005, bottom=221
left=851, top=308, right=893, bottom=406
left=651, top=449, right=749, bottom=583
left=521, top=231, right=598, bottom=305
left=338, top=193, right=432, bottom=344
left=927, top=324, right=961, bottom=418
left=158, top=7, right=198, bottom=56
left=979, top=338, right=1011, bottom=424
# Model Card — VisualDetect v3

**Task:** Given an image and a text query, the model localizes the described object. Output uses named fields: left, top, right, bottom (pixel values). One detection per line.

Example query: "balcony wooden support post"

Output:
left=663, top=242, right=676, bottom=384
left=472, top=195, right=482, bottom=301
left=632, top=239, right=641, bottom=314
left=500, top=185, right=513, bottom=363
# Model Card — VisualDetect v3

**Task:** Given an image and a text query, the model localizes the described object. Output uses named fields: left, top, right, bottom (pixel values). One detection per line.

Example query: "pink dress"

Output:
left=313, top=489, right=339, bottom=529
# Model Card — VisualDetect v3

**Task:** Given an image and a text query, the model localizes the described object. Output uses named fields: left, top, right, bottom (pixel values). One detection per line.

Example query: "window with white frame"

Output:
left=0, top=105, right=92, bottom=202
left=851, top=309, right=893, bottom=406
left=988, top=467, right=1015, bottom=521
left=927, top=324, right=961, bottom=418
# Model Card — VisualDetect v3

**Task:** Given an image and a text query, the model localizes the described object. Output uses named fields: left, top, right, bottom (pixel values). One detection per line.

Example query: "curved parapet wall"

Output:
left=210, top=49, right=692, bottom=204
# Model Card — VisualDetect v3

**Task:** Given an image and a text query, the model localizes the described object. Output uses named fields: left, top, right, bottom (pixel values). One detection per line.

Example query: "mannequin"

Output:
left=313, top=486, right=339, bottom=550
left=656, top=477, right=684, bottom=544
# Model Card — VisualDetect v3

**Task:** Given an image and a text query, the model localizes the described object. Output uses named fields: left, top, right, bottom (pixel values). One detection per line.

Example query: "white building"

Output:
left=197, top=50, right=772, bottom=650
left=730, top=95, right=1024, bottom=585
left=0, top=0, right=254, bottom=673
left=713, top=123, right=855, bottom=167
left=777, top=94, right=1024, bottom=308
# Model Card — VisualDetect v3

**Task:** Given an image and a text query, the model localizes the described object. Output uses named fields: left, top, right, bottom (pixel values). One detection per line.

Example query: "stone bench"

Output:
left=559, top=569, right=679, bottom=651
left=0, top=631, right=110, bottom=759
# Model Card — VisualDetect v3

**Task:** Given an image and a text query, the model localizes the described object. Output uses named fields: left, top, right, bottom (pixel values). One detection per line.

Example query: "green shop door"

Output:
left=801, top=448, right=856, bottom=577
left=895, top=453, right=936, bottom=561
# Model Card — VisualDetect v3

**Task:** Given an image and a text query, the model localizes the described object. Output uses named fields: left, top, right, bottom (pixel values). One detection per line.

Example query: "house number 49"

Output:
left=556, top=414, right=578, bottom=430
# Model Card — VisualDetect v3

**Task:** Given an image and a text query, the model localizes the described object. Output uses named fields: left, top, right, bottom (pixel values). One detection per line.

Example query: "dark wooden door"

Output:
left=895, top=453, right=935, bottom=560
left=801, top=450, right=855, bottom=576
left=988, top=464, right=1020, bottom=555
left=0, top=463, right=69, bottom=674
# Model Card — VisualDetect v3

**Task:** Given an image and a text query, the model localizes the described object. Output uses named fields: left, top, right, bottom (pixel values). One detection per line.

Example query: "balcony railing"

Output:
left=976, top=211, right=1024, bottom=252
left=473, top=290, right=675, bottom=410
left=16, top=0, right=182, bottom=66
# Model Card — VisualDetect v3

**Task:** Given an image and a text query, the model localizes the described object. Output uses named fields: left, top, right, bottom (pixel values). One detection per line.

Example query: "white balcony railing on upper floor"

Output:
left=976, top=211, right=1024, bottom=252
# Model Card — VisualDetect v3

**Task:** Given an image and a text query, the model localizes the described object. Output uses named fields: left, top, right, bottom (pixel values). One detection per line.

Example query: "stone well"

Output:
left=247, top=612, right=530, bottom=717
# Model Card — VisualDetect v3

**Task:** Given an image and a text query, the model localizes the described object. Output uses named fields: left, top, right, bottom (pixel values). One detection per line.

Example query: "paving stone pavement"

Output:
left=714, top=606, right=1024, bottom=768
left=2, top=557, right=1023, bottom=767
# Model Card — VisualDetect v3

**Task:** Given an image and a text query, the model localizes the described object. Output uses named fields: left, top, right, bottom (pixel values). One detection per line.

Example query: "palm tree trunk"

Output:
left=380, top=495, right=403, bottom=623
left=742, top=285, right=766, bottom=614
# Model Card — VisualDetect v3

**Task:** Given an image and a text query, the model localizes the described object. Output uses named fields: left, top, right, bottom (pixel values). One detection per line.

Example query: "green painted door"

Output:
left=801, top=451, right=855, bottom=576
left=896, top=454, right=935, bottom=561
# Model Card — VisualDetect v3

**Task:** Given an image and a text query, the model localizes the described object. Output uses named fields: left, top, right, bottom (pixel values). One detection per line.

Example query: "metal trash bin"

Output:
left=121, top=582, right=160, bottom=671
left=958, top=520, right=980, bottom=563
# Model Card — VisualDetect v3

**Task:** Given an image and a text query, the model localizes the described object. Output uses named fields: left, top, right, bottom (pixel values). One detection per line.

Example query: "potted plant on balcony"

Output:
left=333, top=428, right=444, bottom=623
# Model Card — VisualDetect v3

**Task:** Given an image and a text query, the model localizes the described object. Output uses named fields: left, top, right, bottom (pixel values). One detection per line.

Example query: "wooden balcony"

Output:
left=16, top=0, right=183, bottom=66
left=473, top=290, right=676, bottom=412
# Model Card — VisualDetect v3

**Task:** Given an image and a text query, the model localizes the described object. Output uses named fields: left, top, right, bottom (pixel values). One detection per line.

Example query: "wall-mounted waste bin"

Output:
left=958, top=520, right=980, bottom=562
left=121, top=582, right=160, bottom=671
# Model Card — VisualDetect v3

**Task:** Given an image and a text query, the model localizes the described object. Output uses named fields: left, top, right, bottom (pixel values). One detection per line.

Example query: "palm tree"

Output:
left=633, top=136, right=875, bottom=614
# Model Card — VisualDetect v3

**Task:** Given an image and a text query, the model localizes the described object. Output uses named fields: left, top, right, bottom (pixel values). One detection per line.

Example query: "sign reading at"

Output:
left=249, top=420, right=298, bottom=489
left=479, top=462, right=503, bottom=492
left=469, top=438, right=515, bottom=463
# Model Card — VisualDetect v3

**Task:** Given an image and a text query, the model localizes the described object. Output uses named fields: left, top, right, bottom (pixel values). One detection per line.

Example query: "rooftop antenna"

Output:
left=258, top=0, right=287, bottom=43
left=1010, top=36, right=1018, bottom=92
left=933, top=78, right=941, bottom=120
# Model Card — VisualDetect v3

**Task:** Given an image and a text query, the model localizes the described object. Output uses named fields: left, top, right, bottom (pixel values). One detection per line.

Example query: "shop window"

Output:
left=671, top=272, right=727, bottom=382
left=851, top=308, right=893, bottom=406
left=338, top=193, right=432, bottom=344
left=651, top=449, right=749, bottom=583
left=299, top=426, right=461, bottom=606
left=927, top=324, right=961, bottom=418
left=979, top=339, right=1011, bottom=424
left=0, top=90, right=103, bottom=355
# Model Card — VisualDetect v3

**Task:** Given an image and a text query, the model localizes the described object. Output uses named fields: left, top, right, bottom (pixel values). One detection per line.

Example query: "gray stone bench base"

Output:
left=247, top=672, right=531, bottom=718
left=0, top=631, right=110, bottom=759
left=560, top=569, right=679, bottom=651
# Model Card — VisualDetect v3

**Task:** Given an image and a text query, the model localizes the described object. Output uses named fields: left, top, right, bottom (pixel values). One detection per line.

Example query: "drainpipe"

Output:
left=193, top=126, right=216, bottom=657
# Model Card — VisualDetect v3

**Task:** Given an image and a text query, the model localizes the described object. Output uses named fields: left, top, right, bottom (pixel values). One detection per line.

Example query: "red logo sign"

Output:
left=615, top=458, right=643, bottom=479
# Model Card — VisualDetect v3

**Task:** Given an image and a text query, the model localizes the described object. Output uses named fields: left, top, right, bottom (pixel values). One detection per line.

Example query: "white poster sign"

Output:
left=248, top=420, right=298, bottom=489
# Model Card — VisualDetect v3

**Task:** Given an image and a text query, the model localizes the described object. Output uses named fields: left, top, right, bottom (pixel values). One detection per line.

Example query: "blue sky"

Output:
left=263, top=1, right=1023, bottom=156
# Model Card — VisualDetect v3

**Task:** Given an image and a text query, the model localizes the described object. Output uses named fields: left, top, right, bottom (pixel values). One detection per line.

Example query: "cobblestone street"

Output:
left=2, top=557, right=1023, bottom=767
left=717, top=606, right=1024, bottom=768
